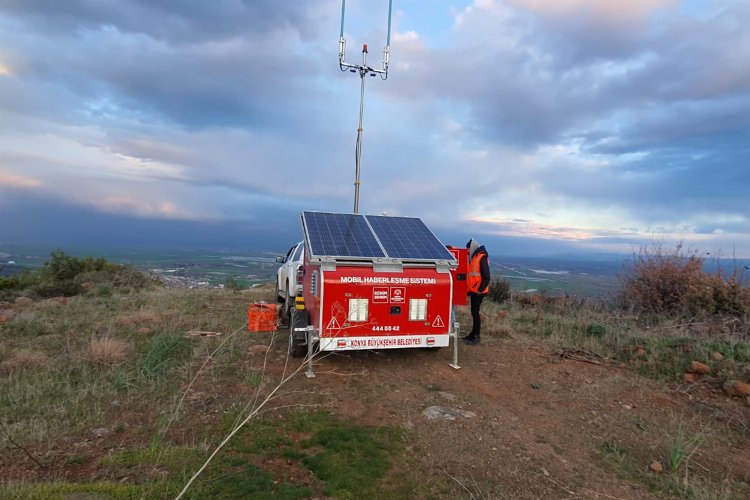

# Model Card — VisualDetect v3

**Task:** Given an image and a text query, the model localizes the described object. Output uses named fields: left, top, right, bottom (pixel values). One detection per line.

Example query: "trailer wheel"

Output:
left=288, top=309, right=309, bottom=358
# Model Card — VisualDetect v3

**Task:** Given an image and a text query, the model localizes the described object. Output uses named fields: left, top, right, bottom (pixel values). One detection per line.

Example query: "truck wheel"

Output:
left=288, top=309, right=309, bottom=358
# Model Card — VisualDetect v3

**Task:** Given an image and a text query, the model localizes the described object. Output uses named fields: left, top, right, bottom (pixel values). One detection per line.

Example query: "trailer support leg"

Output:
left=449, top=321, right=461, bottom=370
left=305, top=327, right=315, bottom=379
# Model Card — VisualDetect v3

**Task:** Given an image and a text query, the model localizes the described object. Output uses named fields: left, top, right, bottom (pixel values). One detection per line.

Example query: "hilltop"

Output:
left=1, top=283, right=749, bottom=497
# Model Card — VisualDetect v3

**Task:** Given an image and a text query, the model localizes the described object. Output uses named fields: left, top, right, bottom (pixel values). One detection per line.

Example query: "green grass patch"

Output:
left=301, top=424, right=402, bottom=497
left=140, top=334, right=191, bottom=378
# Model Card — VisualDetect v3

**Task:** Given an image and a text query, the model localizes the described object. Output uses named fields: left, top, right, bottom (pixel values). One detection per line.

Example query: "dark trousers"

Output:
left=469, top=293, right=484, bottom=338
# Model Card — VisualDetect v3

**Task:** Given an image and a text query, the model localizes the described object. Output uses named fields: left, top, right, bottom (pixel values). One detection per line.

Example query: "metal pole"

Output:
left=353, top=45, right=368, bottom=214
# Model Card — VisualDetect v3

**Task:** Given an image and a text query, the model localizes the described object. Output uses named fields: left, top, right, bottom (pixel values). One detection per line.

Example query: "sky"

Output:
left=1, top=0, right=749, bottom=257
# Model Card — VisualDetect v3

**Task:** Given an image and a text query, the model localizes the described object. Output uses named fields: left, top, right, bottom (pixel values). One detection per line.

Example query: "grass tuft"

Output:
left=140, top=334, right=191, bottom=378
left=89, top=338, right=129, bottom=365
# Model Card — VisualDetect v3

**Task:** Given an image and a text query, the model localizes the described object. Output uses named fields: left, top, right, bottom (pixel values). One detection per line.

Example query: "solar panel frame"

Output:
left=365, top=215, right=456, bottom=261
left=301, top=211, right=456, bottom=263
left=302, top=212, right=385, bottom=259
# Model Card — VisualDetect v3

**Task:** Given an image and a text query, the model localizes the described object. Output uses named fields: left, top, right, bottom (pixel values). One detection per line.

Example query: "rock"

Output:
left=618, top=362, right=627, bottom=369
left=92, top=427, right=111, bottom=438
left=14, top=297, right=33, bottom=307
left=683, top=373, right=696, bottom=383
left=688, top=361, right=710, bottom=375
left=649, top=461, right=663, bottom=474
left=248, top=344, right=269, bottom=354
left=723, top=380, right=750, bottom=397
left=137, top=327, right=152, bottom=334
left=0, top=314, right=7, bottom=324
left=422, top=405, right=476, bottom=420
left=711, top=352, right=724, bottom=362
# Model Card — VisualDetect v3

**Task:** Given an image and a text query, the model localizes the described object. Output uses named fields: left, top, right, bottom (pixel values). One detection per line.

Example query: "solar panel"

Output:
left=365, top=215, right=456, bottom=261
left=303, top=212, right=385, bottom=258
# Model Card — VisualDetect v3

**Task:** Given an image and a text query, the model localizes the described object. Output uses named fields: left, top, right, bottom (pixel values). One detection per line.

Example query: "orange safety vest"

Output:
left=467, top=252, right=489, bottom=295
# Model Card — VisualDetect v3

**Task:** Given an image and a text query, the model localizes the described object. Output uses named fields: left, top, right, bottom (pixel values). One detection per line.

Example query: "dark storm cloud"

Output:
left=0, top=190, right=302, bottom=250
left=1, top=1, right=352, bottom=137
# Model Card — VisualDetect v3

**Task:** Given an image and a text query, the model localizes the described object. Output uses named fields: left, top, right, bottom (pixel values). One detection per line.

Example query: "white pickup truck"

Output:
left=275, top=241, right=304, bottom=322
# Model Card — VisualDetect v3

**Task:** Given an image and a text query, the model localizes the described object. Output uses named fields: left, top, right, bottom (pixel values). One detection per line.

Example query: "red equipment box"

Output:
left=294, top=211, right=459, bottom=353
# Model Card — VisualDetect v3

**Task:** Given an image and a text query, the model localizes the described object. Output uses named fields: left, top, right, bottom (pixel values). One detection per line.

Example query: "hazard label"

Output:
left=326, top=317, right=341, bottom=330
left=432, top=315, right=445, bottom=328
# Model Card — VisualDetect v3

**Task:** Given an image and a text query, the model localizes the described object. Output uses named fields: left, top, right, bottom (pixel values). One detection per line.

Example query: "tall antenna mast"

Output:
left=338, top=0, right=393, bottom=214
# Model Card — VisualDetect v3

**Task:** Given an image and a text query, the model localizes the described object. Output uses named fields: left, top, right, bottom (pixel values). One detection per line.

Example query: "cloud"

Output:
left=0, top=170, right=41, bottom=189
left=1, top=1, right=750, bottom=258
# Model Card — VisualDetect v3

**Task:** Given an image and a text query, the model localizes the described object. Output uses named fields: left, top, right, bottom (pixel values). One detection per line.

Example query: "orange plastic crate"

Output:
left=247, top=302, right=278, bottom=332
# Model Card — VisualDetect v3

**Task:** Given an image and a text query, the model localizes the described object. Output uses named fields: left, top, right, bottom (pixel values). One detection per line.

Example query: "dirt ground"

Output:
left=286, top=334, right=750, bottom=498
left=3, top=328, right=750, bottom=498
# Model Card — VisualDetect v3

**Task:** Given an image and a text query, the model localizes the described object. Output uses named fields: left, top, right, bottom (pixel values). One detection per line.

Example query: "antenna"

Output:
left=338, top=0, right=393, bottom=214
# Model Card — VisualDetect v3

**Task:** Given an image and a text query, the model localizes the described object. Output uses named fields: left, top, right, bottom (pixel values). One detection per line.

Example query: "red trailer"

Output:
left=289, top=211, right=464, bottom=377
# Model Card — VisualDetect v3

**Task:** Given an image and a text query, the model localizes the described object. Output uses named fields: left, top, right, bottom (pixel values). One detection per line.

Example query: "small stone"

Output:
left=683, top=373, right=696, bottom=383
left=649, top=461, right=663, bottom=473
left=137, top=327, right=152, bottom=334
left=491, top=447, right=497, bottom=451
left=541, top=467, right=550, bottom=477
left=723, top=380, right=750, bottom=397
left=711, top=352, right=723, bottom=362
left=688, top=361, right=710, bottom=375
left=618, top=362, right=626, bottom=369
left=735, top=381, right=750, bottom=396
left=422, top=405, right=476, bottom=420
left=0, top=314, right=7, bottom=324
left=93, top=427, right=111, bottom=438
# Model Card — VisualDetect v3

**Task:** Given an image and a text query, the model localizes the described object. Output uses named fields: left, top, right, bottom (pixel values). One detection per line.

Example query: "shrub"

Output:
left=0, top=250, right=156, bottom=299
left=487, top=278, right=511, bottom=304
left=619, top=243, right=750, bottom=318
left=224, top=276, right=243, bottom=292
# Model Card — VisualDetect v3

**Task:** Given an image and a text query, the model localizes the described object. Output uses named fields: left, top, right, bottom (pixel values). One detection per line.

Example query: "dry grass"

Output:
left=89, top=338, right=129, bottom=365
left=0, top=349, right=49, bottom=374
left=115, top=310, right=161, bottom=327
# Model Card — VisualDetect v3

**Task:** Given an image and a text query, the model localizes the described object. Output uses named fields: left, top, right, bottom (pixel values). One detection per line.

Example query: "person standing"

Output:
left=463, top=238, right=490, bottom=344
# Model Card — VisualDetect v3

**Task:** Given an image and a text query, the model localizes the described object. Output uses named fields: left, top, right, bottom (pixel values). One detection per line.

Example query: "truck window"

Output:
left=284, top=245, right=296, bottom=262
left=292, top=243, right=304, bottom=261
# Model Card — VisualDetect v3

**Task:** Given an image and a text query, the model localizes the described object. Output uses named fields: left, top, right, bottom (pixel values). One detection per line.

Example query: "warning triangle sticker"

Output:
left=432, top=315, right=445, bottom=328
left=326, top=317, right=341, bottom=330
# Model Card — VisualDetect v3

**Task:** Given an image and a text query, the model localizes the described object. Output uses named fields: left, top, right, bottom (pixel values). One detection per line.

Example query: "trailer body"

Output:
left=295, top=211, right=458, bottom=354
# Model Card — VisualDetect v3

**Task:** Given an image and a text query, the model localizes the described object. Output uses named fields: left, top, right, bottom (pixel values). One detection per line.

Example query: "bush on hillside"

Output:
left=0, top=250, right=157, bottom=299
left=619, top=243, right=750, bottom=317
left=487, top=278, right=511, bottom=304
